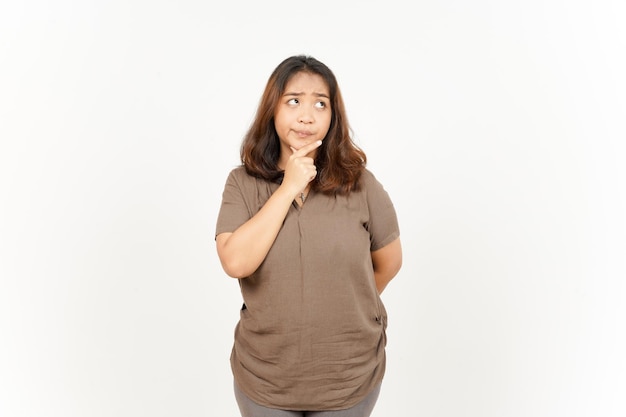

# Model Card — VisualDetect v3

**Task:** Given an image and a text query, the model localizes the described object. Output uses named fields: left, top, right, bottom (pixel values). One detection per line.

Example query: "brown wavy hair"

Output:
left=240, top=55, right=366, bottom=194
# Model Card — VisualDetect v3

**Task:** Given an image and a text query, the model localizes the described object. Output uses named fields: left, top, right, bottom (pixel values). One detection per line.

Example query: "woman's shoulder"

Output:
left=226, top=165, right=246, bottom=175
left=224, top=165, right=275, bottom=191
left=224, top=165, right=253, bottom=183
left=360, top=168, right=375, bottom=180
left=358, top=168, right=395, bottom=200
left=359, top=168, right=383, bottom=188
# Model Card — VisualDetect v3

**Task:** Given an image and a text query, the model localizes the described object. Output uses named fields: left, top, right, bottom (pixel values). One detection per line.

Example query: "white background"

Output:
left=1, top=1, right=625, bottom=416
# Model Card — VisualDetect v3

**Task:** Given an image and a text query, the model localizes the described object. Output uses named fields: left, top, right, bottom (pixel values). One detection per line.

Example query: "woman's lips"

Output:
left=295, top=130, right=313, bottom=138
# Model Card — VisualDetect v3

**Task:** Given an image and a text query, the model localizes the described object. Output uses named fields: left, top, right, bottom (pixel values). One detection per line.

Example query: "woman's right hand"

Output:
left=282, top=140, right=322, bottom=196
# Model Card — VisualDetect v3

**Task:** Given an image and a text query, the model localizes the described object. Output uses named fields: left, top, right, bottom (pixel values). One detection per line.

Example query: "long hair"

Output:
left=240, top=55, right=366, bottom=194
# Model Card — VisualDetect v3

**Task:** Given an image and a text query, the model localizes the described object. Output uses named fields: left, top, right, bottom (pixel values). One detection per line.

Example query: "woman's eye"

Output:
left=287, top=98, right=299, bottom=105
left=315, top=101, right=326, bottom=109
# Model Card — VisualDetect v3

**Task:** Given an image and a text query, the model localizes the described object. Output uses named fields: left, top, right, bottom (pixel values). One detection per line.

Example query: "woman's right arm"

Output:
left=216, top=185, right=294, bottom=278
left=216, top=140, right=321, bottom=279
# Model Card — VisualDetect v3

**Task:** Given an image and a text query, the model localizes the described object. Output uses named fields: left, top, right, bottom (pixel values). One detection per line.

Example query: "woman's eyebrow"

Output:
left=283, top=91, right=329, bottom=99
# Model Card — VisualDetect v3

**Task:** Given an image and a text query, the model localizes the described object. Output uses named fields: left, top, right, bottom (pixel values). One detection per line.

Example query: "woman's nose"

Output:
left=298, top=108, right=314, bottom=123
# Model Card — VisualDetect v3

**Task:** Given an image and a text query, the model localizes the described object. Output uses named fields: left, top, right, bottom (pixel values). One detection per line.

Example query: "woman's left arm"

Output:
left=371, top=237, right=402, bottom=294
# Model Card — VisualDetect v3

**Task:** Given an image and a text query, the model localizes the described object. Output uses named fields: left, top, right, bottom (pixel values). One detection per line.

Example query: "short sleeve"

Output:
left=362, top=170, right=400, bottom=251
left=215, top=167, right=253, bottom=238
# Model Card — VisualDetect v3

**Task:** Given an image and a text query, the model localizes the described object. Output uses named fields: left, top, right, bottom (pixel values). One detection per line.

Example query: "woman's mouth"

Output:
left=295, top=130, right=313, bottom=138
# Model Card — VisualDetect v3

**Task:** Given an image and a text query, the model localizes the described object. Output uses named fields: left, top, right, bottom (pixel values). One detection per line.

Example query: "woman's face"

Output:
left=274, top=71, right=332, bottom=165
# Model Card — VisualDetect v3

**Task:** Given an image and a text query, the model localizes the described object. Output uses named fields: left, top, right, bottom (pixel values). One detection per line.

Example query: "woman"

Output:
left=215, top=55, right=402, bottom=416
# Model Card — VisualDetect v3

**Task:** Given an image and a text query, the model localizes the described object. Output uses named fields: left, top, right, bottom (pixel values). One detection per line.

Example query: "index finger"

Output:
left=293, top=140, right=323, bottom=156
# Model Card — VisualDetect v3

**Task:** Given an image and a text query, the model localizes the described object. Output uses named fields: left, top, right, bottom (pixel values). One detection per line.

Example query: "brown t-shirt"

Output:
left=215, top=166, right=400, bottom=411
